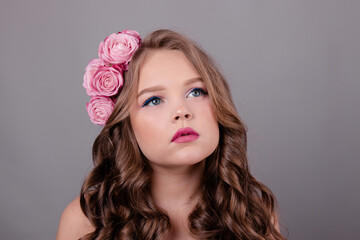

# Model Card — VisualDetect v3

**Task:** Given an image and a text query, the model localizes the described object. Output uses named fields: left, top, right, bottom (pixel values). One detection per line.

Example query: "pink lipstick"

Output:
left=171, top=127, right=199, bottom=143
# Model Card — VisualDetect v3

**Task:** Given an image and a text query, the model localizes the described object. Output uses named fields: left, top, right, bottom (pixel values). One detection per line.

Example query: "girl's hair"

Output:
left=80, top=29, right=285, bottom=240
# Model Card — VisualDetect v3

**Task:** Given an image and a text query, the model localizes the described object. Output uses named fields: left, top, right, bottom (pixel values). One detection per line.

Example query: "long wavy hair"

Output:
left=80, top=29, right=285, bottom=240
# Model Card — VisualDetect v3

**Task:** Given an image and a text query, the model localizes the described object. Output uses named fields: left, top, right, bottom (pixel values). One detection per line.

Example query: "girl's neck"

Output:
left=150, top=161, right=204, bottom=240
left=150, top=160, right=204, bottom=211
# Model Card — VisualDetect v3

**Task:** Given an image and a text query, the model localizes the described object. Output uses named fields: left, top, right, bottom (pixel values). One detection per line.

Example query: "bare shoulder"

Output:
left=56, top=196, right=95, bottom=240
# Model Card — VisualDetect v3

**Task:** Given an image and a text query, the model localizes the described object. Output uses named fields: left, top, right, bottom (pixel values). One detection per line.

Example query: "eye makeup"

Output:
left=187, top=87, right=208, bottom=98
left=142, top=96, right=163, bottom=107
left=141, top=87, right=208, bottom=108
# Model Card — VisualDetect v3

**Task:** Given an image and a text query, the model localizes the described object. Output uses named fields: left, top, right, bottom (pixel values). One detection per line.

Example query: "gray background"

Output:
left=0, top=0, right=359, bottom=239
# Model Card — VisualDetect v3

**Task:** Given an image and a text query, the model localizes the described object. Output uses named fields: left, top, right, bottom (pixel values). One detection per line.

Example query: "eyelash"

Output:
left=142, top=96, right=162, bottom=107
left=141, top=88, right=208, bottom=107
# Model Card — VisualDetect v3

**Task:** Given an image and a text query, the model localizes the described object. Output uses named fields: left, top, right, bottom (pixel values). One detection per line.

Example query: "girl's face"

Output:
left=130, top=50, right=219, bottom=169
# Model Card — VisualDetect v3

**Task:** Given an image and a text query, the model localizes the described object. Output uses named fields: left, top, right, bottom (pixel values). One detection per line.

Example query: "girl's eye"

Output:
left=142, top=96, right=163, bottom=107
left=187, top=88, right=208, bottom=98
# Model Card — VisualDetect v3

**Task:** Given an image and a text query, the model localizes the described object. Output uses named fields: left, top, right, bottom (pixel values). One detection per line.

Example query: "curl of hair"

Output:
left=80, top=29, right=285, bottom=240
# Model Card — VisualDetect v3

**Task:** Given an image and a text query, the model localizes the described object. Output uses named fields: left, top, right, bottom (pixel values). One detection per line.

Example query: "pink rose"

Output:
left=98, top=31, right=141, bottom=65
left=86, top=96, right=115, bottom=126
left=83, top=59, right=107, bottom=93
left=121, top=30, right=141, bottom=43
left=83, top=62, right=123, bottom=97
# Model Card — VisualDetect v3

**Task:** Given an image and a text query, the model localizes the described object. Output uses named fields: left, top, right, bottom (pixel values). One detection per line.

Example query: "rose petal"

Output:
left=86, top=96, right=115, bottom=126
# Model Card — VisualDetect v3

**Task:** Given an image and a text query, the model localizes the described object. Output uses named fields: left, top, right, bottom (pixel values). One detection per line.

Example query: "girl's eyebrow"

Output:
left=137, top=77, right=203, bottom=99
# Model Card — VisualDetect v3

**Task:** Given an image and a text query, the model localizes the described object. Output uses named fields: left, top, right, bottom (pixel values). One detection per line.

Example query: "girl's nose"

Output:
left=172, top=105, right=193, bottom=122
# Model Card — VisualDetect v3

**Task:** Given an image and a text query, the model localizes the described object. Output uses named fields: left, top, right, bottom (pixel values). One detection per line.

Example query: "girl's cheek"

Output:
left=141, top=106, right=167, bottom=122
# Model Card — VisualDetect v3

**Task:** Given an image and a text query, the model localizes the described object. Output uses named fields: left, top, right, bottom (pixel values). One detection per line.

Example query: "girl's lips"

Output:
left=171, top=127, right=199, bottom=143
left=173, top=134, right=199, bottom=143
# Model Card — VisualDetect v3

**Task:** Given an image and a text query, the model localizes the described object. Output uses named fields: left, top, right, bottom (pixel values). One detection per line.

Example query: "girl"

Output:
left=57, top=29, right=285, bottom=240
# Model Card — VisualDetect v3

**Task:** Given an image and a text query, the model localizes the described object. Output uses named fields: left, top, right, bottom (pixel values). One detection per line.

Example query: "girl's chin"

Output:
left=148, top=159, right=205, bottom=171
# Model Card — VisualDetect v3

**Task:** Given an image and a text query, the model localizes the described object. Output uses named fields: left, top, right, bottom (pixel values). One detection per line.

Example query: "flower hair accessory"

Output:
left=83, top=30, right=141, bottom=125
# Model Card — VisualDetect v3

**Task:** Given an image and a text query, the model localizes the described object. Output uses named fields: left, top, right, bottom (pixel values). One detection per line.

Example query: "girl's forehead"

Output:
left=138, top=49, right=201, bottom=90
